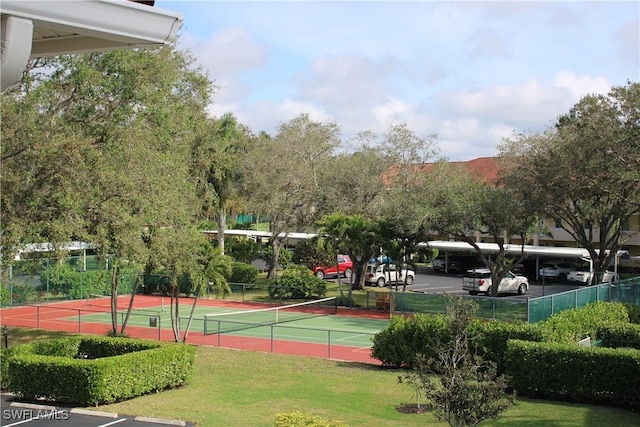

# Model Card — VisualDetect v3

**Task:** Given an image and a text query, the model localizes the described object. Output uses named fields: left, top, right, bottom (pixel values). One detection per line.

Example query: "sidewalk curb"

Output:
left=134, top=416, right=187, bottom=426
left=70, top=408, right=119, bottom=418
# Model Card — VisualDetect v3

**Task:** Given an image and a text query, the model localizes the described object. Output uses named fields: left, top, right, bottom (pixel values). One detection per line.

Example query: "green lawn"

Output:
left=3, top=328, right=639, bottom=427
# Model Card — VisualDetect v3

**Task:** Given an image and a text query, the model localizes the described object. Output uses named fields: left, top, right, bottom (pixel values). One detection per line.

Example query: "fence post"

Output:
left=78, top=309, right=81, bottom=332
left=158, top=314, right=161, bottom=341
left=270, top=325, right=274, bottom=353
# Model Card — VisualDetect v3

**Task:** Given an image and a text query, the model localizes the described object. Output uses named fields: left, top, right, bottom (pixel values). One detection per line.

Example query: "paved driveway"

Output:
left=407, top=269, right=583, bottom=299
left=1, top=393, right=193, bottom=427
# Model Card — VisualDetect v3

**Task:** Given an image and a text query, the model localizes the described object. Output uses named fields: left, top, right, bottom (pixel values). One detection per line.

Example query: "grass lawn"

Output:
left=4, top=328, right=640, bottom=427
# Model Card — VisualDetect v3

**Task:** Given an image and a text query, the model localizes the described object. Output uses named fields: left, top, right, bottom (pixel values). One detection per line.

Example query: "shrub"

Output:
left=597, top=323, right=640, bottom=349
left=225, top=236, right=260, bottom=264
left=371, top=313, right=450, bottom=368
left=473, top=320, right=546, bottom=374
left=7, top=283, right=37, bottom=305
left=541, top=301, right=629, bottom=343
left=506, top=339, right=640, bottom=409
left=267, top=265, right=327, bottom=300
left=40, top=264, right=111, bottom=299
left=274, top=412, right=349, bottom=427
left=623, top=303, right=640, bottom=324
left=0, top=284, right=12, bottom=306
left=6, top=336, right=195, bottom=405
left=230, top=262, right=258, bottom=284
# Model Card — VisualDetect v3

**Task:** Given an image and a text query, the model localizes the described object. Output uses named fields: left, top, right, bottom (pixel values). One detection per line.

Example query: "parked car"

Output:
left=462, top=268, right=529, bottom=296
left=313, top=254, right=353, bottom=280
left=432, top=257, right=446, bottom=271
left=433, top=255, right=481, bottom=273
left=567, top=268, right=619, bottom=284
left=538, top=261, right=578, bottom=281
left=365, top=263, right=415, bottom=287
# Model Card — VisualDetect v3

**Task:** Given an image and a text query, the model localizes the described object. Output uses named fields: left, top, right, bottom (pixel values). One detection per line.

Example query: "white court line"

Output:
left=96, top=419, right=128, bottom=427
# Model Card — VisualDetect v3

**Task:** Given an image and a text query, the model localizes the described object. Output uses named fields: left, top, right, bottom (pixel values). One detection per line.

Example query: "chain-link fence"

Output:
left=0, top=256, right=136, bottom=307
left=527, top=276, right=640, bottom=323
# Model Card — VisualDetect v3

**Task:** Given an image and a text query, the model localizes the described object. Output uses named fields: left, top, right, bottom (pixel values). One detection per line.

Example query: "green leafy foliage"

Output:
left=472, top=320, right=546, bottom=374
left=230, top=262, right=258, bottom=284
left=398, top=295, right=515, bottom=427
left=371, top=314, right=451, bottom=368
left=274, top=412, right=349, bottom=427
left=39, top=263, right=110, bottom=299
left=541, top=301, right=629, bottom=343
left=267, top=265, right=327, bottom=300
left=6, top=336, right=195, bottom=405
left=224, top=236, right=261, bottom=264
left=506, top=340, right=640, bottom=409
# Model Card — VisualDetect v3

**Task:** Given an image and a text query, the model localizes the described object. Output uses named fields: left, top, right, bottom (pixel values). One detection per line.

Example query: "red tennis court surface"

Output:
left=0, top=295, right=389, bottom=364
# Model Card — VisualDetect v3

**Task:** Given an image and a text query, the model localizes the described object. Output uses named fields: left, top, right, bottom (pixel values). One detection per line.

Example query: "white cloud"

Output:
left=163, top=0, right=637, bottom=161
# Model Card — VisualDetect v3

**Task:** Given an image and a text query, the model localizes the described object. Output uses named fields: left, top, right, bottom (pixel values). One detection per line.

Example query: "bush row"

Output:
left=6, top=336, right=195, bottom=406
left=372, top=301, right=640, bottom=409
left=371, top=313, right=545, bottom=371
left=506, top=339, right=640, bottom=409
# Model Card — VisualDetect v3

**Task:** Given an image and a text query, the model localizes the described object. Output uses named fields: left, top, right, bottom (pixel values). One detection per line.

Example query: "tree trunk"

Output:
left=267, top=239, right=281, bottom=280
left=110, top=261, right=120, bottom=335
left=217, top=207, right=226, bottom=255
left=120, top=272, right=141, bottom=335
left=170, top=283, right=181, bottom=342
left=182, top=278, right=203, bottom=342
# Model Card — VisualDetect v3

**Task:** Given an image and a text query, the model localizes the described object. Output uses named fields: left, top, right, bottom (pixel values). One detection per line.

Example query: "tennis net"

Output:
left=203, top=297, right=337, bottom=335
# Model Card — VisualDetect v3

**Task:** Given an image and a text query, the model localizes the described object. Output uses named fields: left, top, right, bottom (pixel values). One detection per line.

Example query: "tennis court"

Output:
left=0, top=295, right=389, bottom=364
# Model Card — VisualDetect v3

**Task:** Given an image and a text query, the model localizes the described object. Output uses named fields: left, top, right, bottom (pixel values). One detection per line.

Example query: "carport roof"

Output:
left=425, top=240, right=592, bottom=259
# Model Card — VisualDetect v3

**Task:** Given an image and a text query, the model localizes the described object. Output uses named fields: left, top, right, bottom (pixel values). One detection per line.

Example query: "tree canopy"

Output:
left=499, top=81, right=640, bottom=278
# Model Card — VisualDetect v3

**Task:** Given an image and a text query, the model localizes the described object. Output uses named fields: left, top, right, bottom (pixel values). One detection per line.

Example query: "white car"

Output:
left=567, top=269, right=619, bottom=284
left=538, top=261, right=578, bottom=281
left=462, top=269, right=529, bottom=296
left=365, top=263, right=415, bottom=287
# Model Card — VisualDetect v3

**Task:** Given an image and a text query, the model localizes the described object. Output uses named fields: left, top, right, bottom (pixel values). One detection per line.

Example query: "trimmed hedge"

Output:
left=597, top=323, right=640, bottom=349
left=472, top=320, right=546, bottom=374
left=540, top=301, right=629, bottom=343
left=505, top=339, right=640, bottom=409
left=371, top=313, right=450, bottom=367
left=7, top=336, right=195, bottom=405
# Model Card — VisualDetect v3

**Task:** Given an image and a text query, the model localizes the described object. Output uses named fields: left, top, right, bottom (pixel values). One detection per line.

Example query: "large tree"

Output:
left=375, top=123, right=439, bottom=290
left=192, top=113, right=251, bottom=254
left=500, top=81, right=640, bottom=282
left=242, top=114, right=341, bottom=279
left=1, top=45, right=213, bottom=333
left=316, top=213, right=382, bottom=290
left=420, top=161, right=538, bottom=296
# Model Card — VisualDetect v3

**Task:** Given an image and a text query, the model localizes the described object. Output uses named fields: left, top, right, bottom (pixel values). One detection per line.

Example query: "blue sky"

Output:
left=157, top=1, right=639, bottom=161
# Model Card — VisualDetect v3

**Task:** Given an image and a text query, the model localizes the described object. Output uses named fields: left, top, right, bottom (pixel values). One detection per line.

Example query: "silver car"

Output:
left=365, top=263, right=415, bottom=287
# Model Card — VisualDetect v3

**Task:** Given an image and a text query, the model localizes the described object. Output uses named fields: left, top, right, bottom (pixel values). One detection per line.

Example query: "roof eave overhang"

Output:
left=1, top=0, right=183, bottom=90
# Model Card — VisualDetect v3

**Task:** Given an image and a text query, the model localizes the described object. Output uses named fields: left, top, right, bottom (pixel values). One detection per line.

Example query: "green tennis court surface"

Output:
left=64, top=303, right=388, bottom=348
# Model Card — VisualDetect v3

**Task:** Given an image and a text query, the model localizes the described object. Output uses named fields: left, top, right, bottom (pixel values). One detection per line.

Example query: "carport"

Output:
left=423, top=240, right=626, bottom=280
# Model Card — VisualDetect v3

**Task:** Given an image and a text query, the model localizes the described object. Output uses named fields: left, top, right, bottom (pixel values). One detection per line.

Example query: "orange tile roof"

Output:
left=384, top=157, right=501, bottom=186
